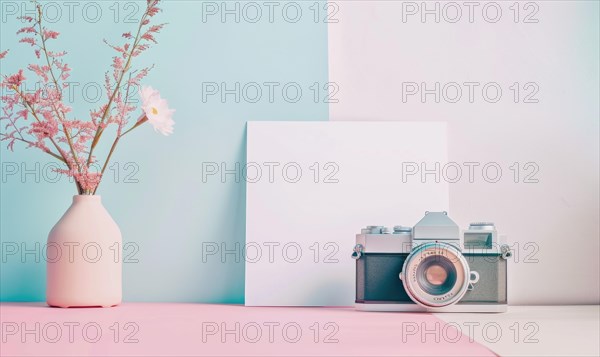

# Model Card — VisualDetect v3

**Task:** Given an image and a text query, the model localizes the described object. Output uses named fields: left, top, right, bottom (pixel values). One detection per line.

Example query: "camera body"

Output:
left=352, top=212, right=510, bottom=312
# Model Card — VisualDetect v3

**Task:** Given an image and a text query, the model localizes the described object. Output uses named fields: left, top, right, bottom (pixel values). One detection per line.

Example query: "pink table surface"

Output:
left=0, top=303, right=495, bottom=356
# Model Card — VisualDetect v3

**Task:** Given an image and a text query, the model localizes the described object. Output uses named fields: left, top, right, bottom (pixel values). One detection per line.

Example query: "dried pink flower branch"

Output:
left=0, top=0, right=172, bottom=195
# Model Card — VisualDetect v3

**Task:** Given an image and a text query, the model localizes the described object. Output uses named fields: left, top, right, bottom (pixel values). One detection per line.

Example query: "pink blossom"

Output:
left=28, top=64, right=49, bottom=82
left=6, top=70, right=26, bottom=87
left=132, top=44, right=150, bottom=57
left=103, top=39, right=128, bottom=55
left=0, top=50, right=8, bottom=59
left=112, top=56, right=124, bottom=80
left=40, top=110, right=54, bottom=122
left=141, top=33, right=157, bottom=43
left=30, top=121, right=59, bottom=140
left=148, top=24, right=165, bottom=33
left=147, top=7, right=160, bottom=17
left=17, top=26, right=36, bottom=35
left=19, top=37, right=36, bottom=46
left=76, top=171, right=102, bottom=192
left=43, top=30, right=60, bottom=40
left=16, top=109, right=28, bottom=120
left=129, top=66, right=153, bottom=86
left=4, top=137, right=16, bottom=151
left=17, top=16, right=34, bottom=23
left=55, top=60, right=71, bottom=80
left=55, top=165, right=103, bottom=193
left=48, top=51, right=67, bottom=58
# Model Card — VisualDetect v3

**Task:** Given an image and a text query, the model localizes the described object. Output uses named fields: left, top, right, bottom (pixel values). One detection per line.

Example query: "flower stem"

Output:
left=86, top=6, right=150, bottom=167
left=36, top=4, right=84, bottom=183
left=93, top=114, right=147, bottom=194
left=121, top=115, right=148, bottom=137
left=93, top=137, right=118, bottom=195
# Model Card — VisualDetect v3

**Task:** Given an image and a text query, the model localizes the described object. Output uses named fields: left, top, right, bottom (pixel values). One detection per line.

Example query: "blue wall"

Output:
left=0, top=1, right=329, bottom=302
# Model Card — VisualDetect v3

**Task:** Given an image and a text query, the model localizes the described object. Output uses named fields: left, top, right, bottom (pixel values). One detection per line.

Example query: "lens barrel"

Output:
left=400, top=242, right=471, bottom=308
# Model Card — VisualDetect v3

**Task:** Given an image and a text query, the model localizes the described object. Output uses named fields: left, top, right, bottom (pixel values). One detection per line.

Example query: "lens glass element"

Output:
left=426, top=265, right=448, bottom=285
left=417, top=256, right=457, bottom=295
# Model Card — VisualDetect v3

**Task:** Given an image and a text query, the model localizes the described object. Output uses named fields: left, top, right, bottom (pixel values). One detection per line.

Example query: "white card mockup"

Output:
left=245, top=122, right=449, bottom=306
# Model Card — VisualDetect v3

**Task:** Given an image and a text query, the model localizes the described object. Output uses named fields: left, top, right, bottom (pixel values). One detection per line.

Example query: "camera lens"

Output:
left=400, top=242, right=470, bottom=308
left=417, top=256, right=457, bottom=295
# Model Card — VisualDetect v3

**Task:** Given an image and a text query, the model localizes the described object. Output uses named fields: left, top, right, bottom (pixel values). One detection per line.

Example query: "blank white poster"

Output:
left=245, top=122, right=449, bottom=306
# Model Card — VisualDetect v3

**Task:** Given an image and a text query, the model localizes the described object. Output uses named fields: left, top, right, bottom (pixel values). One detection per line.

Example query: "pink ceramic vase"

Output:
left=46, top=195, right=122, bottom=308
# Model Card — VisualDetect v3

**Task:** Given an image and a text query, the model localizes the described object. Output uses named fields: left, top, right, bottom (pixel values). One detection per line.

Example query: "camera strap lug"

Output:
left=351, top=244, right=364, bottom=260
left=500, top=244, right=512, bottom=260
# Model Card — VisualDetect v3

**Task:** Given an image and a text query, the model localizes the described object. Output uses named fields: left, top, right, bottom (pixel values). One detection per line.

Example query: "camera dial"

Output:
left=394, top=226, right=412, bottom=233
left=469, top=222, right=496, bottom=230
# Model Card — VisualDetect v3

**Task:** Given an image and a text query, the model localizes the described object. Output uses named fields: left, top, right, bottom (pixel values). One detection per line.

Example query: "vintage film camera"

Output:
left=352, top=212, right=511, bottom=312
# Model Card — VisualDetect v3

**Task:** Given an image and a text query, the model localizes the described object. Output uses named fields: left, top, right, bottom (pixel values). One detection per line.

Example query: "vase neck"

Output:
left=73, top=195, right=102, bottom=204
